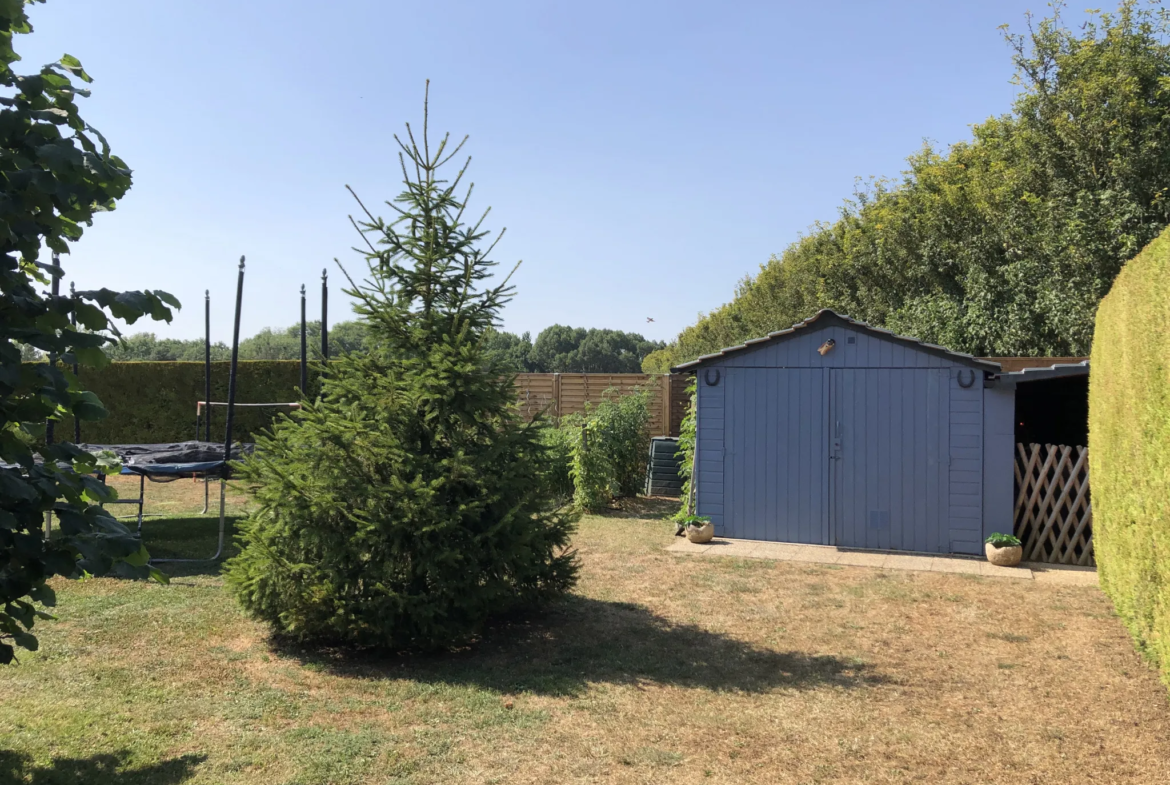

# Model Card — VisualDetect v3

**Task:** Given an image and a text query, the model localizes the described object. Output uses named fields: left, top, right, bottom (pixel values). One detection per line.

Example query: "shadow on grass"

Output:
left=600, top=496, right=680, bottom=520
left=0, top=750, right=204, bottom=785
left=275, top=596, right=885, bottom=696
left=137, top=516, right=241, bottom=579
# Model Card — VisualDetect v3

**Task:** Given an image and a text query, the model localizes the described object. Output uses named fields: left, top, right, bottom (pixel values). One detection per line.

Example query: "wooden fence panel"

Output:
left=512, top=373, right=687, bottom=436
left=1013, top=443, right=1094, bottom=565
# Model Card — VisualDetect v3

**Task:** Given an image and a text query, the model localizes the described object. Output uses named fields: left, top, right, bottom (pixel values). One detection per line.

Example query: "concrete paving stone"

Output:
left=666, top=540, right=713, bottom=555
left=881, top=554, right=935, bottom=572
left=743, top=542, right=796, bottom=559
left=665, top=538, right=1089, bottom=582
left=927, top=557, right=983, bottom=575
left=834, top=551, right=889, bottom=568
left=785, top=546, right=842, bottom=564
left=712, top=541, right=762, bottom=559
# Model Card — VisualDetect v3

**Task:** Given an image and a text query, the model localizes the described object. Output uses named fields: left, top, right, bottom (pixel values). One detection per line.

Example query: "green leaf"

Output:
left=58, top=54, right=92, bottom=83
left=123, top=544, right=150, bottom=568
left=72, top=302, right=108, bottom=330
left=72, top=391, right=108, bottom=421
left=155, top=290, right=181, bottom=310
left=73, top=346, right=110, bottom=369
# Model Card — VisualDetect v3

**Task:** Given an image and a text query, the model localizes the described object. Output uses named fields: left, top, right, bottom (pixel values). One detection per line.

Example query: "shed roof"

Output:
left=1000, top=360, right=1090, bottom=383
left=670, top=310, right=1003, bottom=373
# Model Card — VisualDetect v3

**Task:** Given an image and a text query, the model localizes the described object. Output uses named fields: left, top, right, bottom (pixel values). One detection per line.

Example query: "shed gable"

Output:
left=711, top=323, right=956, bottom=370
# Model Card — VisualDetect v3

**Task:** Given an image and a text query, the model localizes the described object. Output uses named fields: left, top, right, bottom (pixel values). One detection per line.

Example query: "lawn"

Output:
left=1, top=479, right=1168, bottom=784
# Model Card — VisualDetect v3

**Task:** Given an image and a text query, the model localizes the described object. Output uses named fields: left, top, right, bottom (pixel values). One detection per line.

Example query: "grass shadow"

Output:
left=139, top=516, right=241, bottom=579
left=0, top=750, right=204, bottom=785
left=275, top=596, right=885, bottom=697
left=601, top=496, right=680, bottom=520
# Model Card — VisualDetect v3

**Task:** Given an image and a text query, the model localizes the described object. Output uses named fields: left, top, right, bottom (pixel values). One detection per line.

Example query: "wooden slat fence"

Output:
left=513, top=373, right=690, bottom=437
left=1013, top=443, right=1093, bottom=565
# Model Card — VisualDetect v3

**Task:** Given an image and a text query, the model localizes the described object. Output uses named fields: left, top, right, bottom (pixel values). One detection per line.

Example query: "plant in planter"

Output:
left=679, top=514, right=714, bottom=544
left=984, top=532, right=1024, bottom=567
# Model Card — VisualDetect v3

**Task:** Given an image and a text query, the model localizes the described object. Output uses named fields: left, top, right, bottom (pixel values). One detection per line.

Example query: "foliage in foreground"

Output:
left=647, top=1, right=1170, bottom=370
left=225, top=94, right=578, bottom=650
left=0, top=0, right=174, bottom=664
left=1089, top=225, right=1170, bottom=691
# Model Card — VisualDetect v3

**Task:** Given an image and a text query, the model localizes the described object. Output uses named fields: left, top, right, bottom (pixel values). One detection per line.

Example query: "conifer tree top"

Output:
left=339, top=82, right=517, bottom=358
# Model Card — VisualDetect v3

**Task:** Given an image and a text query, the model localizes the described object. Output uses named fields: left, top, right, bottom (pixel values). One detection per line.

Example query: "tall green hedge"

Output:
left=1090, top=226, right=1170, bottom=690
left=52, top=361, right=316, bottom=445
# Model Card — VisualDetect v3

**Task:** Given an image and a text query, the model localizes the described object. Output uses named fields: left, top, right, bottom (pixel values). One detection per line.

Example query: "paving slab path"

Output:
left=667, top=537, right=1098, bottom=586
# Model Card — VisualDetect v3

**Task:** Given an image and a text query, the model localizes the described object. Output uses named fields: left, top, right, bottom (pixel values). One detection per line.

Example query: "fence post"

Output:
left=552, top=373, right=561, bottom=424
left=660, top=374, right=670, bottom=437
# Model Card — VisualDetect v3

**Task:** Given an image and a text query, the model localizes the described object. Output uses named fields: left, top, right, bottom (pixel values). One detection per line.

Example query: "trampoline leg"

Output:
left=201, top=478, right=209, bottom=515
left=150, top=477, right=226, bottom=564
left=136, top=473, right=146, bottom=534
left=211, top=478, right=226, bottom=560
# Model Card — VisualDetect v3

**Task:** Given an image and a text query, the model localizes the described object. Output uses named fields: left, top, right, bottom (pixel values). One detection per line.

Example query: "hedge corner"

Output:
left=1089, top=225, right=1170, bottom=690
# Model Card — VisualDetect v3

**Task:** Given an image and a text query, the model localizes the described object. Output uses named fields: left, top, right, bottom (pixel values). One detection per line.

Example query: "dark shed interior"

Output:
left=1014, top=376, right=1089, bottom=447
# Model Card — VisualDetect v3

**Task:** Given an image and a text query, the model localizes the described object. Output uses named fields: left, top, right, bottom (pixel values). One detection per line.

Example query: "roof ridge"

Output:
left=671, top=310, right=1002, bottom=373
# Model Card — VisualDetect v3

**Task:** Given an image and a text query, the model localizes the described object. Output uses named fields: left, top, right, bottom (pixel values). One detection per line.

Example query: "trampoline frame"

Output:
left=62, top=256, right=332, bottom=564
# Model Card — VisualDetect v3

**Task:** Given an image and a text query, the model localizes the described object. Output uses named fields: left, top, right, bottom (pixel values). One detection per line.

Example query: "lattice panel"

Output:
left=1013, top=443, right=1094, bottom=565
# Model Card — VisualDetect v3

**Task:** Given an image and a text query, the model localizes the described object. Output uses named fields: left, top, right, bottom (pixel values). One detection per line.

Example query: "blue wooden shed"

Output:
left=672, top=310, right=1015, bottom=556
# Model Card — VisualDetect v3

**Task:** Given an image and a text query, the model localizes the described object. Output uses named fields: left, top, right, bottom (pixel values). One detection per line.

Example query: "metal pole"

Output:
left=70, top=281, right=80, bottom=444
left=300, top=284, right=307, bottom=393
left=204, top=289, right=211, bottom=442
left=222, top=257, right=245, bottom=481
left=154, top=262, right=240, bottom=563
left=45, top=252, right=61, bottom=447
left=320, top=268, right=328, bottom=364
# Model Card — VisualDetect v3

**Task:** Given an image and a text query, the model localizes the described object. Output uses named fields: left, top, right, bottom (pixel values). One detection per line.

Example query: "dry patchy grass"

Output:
left=1, top=503, right=1168, bottom=784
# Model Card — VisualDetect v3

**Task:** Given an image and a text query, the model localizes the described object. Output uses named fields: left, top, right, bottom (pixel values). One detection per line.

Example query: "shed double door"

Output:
left=722, top=368, right=950, bottom=551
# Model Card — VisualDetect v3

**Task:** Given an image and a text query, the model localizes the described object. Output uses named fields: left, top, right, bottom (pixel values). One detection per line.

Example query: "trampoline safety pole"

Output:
left=44, top=253, right=61, bottom=538
left=223, top=257, right=244, bottom=472
left=300, top=283, right=307, bottom=394
left=202, top=289, right=211, bottom=514
left=70, top=281, right=80, bottom=444
left=204, top=289, right=212, bottom=442
left=218, top=256, right=245, bottom=559
left=320, top=268, right=328, bottom=364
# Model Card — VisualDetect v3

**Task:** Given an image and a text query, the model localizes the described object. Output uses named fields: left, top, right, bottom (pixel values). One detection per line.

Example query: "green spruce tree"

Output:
left=225, top=89, right=578, bottom=649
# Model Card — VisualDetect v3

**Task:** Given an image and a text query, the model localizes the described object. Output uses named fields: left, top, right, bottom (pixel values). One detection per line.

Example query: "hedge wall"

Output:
left=1089, top=226, right=1170, bottom=690
left=55, top=361, right=316, bottom=445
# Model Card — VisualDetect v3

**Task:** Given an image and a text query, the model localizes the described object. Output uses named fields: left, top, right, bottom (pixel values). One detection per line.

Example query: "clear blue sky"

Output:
left=20, top=0, right=1083, bottom=345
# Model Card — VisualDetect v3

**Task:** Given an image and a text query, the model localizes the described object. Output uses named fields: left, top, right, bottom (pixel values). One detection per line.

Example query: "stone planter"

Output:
left=686, top=522, right=715, bottom=544
left=985, top=542, right=1023, bottom=567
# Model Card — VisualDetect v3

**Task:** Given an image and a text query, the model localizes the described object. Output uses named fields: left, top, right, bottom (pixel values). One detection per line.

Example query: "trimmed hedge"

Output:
left=1090, top=226, right=1170, bottom=690
left=53, top=361, right=315, bottom=445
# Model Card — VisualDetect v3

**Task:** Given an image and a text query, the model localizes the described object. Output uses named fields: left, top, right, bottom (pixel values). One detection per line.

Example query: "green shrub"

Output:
left=224, top=100, right=578, bottom=650
left=538, top=420, right=576, bottom=502
left=567, top=389, right=651, bottom=512
left=1090, top=224, right=1170, bottom=690
left=46, top=361, right=315, bottom=444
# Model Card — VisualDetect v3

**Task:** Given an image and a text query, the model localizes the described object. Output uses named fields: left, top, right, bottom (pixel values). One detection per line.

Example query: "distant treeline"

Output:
left=644, top=2, right=1170, bottom=372
left=86, top=320, right=664, bottom=374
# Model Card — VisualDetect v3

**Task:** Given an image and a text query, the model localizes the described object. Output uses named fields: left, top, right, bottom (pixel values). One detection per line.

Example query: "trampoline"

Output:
left=84, top=441, right=248, bottom=562
left=48, top=258, right=330, bottom=564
